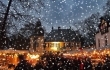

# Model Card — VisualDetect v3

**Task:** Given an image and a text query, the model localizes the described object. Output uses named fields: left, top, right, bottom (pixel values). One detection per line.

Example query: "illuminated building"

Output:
left=95, top=15, right=110, bottom=48
left=44, top=27, right=81, bottom=52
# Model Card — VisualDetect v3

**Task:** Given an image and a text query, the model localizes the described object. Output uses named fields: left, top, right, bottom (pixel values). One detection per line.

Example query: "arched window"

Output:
left=105, top=36, right=107, bottom=46
left=98, top=39, right=100, bottom=47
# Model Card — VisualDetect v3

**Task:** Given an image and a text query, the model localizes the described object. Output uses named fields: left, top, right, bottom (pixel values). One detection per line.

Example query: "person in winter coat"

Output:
left=80, top=59, right=84, bottom=70
left=95, top=61, right=103, bottom=70
left=34, top=60, right=43, bottom=70
left=103, top=58, right=110, bottom=70
left=14, top=54, right=33, bottom=70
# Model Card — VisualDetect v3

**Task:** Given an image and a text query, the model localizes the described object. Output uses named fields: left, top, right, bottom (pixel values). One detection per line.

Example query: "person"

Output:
left=14, top=54, right=33, bottom=70
left=86, top=58, right=93, bottom=70
left=95, top=61, right=103, bottom=70
left=103, top=57, right=110, bottom=70
left=33, top=60, right=43, bottom=70
left=80, top=59, right=84, bottom=70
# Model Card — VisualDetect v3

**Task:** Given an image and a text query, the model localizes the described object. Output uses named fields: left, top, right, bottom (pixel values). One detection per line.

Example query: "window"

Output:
left=56, top=43, right=60, bottom=47
left=49, top=43, right=54, bottom=47
left=65, top=43, right=67, bottom=47
left=72, top=43, right=74, bottom=47
left=98, top=39, right=100, bottom=47
left=74, top=43, right=76, bottom=47
left=56, top=33, right=58, bottom=35
left=100, top=21, right=108, bottom=35
left=51, top=43, right=54, bottom=47
left=49, top=43, right=51, bottom=47
left=64, top=43, right=65, bottom=47
left=77, top=43, right=79, bottom=47
left=69, top=42, right=71, bottom=47
left=48, top=43, right=49, bottom=47
left=105, top=36, right=107, bottom=46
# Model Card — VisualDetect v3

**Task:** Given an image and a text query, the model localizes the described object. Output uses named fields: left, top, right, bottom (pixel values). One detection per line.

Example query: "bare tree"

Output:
left=0, top=0, right=46, bottom=49
left=73, top=12, right=100, bottom=47
left=103, top=0, right=110, bottom=16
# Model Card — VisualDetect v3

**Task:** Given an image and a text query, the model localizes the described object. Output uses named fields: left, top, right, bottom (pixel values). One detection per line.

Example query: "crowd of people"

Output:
left=13, top=52, right=110, bottom=70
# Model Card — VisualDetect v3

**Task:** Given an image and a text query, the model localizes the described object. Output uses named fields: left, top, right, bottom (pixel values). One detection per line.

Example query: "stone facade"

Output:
left=95, top=16, right=110, bottom=49
left=95, top=27, right=110, bottom=48
left=30, top=36, right=44, bottom=53
left=29, top=20, right=44, bottom=53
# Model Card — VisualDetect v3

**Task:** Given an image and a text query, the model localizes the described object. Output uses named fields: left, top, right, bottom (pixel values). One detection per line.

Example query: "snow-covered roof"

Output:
left=45, top=28, right=81, bottom=42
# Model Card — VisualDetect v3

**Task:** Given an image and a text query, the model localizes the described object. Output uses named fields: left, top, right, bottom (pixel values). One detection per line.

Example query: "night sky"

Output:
left=43, top=0, right=107, bottom=32
left=1, top=0, right=107, bottom=32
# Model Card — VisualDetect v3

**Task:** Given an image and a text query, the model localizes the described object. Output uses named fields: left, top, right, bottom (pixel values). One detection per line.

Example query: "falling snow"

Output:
left=0, top=0, right=110, bottom=69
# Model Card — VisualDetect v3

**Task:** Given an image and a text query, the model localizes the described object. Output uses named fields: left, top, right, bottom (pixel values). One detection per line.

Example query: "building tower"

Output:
left=30, top=20, right=44, bottom=53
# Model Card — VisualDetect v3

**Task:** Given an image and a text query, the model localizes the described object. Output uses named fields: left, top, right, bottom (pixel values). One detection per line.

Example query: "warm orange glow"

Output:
left=93, top=50, right=96, bottom=54
left=50, top=42, right=60, bottom=51
left=51, top=47, right=57, bottom=51
left=63, top=53, right=71, bottom=56
left=29, top=54, right=39, bottom=59
left=51, top=42, right=60, bottom=43
left=45, top=42, right=65, bottom=51
left=51, top=42, right=60, bottom=47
